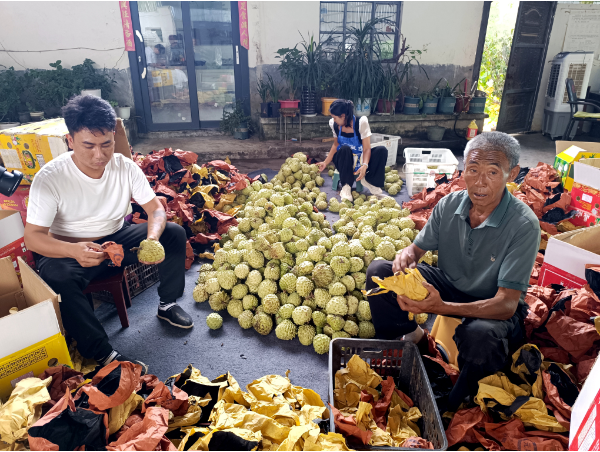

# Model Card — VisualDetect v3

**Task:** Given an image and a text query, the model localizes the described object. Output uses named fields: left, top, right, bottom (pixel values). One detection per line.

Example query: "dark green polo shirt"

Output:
left=413, top=188, right=540, bottom=300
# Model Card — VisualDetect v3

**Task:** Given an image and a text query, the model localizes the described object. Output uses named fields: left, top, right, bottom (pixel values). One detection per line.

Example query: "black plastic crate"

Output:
left=328, top=338, right=447, bottom=451
left=124, top=262, right=159, bottom=297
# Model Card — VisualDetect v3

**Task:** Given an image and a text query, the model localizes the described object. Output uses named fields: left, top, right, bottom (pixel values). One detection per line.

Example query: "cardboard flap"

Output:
left=114, top=119, right=131, bottom=160
left=18, top=257, right=64, bottom=333
left=580, top=158, right=600, bottom=169
left=0, top=256, right=21, bottom=295
left=557, top=224, right=600, bottom=254
left=555, top=141, right=600, bottom=156
left=0, top=300, right=61, bottom=357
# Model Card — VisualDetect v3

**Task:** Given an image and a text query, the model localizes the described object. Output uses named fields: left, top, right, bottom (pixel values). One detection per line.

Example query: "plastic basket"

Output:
left=371, top=133, right=401, bottom=167
left=403, top=148, right=458, bottom=197
left=328, top=338, right=447, bottom=451
left=124, top=262, right=160, bottom=297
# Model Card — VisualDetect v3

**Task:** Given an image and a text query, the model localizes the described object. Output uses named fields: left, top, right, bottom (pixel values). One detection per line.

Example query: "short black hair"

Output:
left=155, top=43, right=165, bottom=54
left=62, top=95, right=117, bottom=136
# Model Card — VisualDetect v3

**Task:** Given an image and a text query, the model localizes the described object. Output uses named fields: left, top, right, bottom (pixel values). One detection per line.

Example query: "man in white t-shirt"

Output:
left=24, top=95, right=194, bottom=374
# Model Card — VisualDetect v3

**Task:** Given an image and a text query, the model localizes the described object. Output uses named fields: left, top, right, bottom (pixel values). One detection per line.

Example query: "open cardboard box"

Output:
left=0, top=256, right=71, bottom=401
left=570, top=356, right=600, bottom=450
left=554, top=141, right=600, bottom=192
left=539, top=224, right=600, bottom=288
left=0, top=118, right=130, bottom=185
left=0, top=209, right=35, bottom=275
left=571, top=158, right=600, bottom=216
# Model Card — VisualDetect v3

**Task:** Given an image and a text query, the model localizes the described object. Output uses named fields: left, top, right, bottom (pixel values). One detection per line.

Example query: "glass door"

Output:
left=130, top=1, right=248, bottom=132
left=190, top=2, right=236, bottom=122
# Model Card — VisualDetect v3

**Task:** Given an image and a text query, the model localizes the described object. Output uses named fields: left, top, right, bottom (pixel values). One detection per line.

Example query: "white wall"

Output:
left=401, top=2, right=483, bottom=67
left=0, top=1, right=129, bottom=71
left=531, top=3, right=600, bottom=131
left=247, top=1, right=321, bottom=68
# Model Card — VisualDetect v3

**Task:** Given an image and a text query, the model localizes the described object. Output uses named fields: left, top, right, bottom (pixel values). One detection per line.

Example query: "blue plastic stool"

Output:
left=332, top=170, right=363, bottom=192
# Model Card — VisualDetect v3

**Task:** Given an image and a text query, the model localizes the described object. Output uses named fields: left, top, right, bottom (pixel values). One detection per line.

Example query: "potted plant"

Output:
left=376, top=64, right=399, bottom=115
left=116, top=105, right=131, bottom=120
left=220, top=100, right=254, bottom=140
left=257, top=76, right=271, bottom=118
left=72, top=58, right=115, bottom=99
left=437, top=78, right=465, bottom=114
left=109, top=100, right=118, bottom=113
left=419, top=78, right=443, bottom=115
left=391, top=34, right=428, bottom=114
left=0, top=67, right=22, bottom=128
left=295, top=33, right=333, bottom=116
left=266, top=74, right=282, bottom=118
left=27, top=103, right=44, bottom=121
left=275, top=46, right=301, bottom=109
left=336, top=19, right=387, bottom=117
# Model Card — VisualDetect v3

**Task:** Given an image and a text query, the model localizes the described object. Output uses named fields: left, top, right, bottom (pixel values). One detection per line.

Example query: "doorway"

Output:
left=129, top=1, right=249, bottom=132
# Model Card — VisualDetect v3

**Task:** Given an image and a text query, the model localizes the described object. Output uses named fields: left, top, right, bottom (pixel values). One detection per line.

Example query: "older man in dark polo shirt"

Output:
left=366, top=131, right=540, bottom=412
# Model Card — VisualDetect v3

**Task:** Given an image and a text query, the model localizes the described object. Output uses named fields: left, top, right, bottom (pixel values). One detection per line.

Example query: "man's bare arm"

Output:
left=142, top=197, right=167, bottom=240
left=398, top=285, right=522, bottom=321
left=24, top=223, right=105, bottom=267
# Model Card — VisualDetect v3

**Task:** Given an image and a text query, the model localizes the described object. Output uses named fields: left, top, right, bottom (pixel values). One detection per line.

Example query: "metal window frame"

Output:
left=319, top=1, right=401, bottom=57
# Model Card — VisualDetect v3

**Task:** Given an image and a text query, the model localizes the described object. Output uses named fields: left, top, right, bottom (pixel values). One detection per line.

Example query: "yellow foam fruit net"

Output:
left=368, top=268, right=430, bottom=325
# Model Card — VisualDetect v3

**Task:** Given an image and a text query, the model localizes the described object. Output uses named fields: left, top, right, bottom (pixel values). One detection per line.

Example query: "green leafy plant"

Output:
left=109, top=100, right=119, bottom=108
left=71, top=58, right=116, bottom=98
left=477, top=32, right=512, bottom=128
left=266, top=74, right=282, bottom=103
left=256, top=77, right=271, bottom=103
left=220, top=100, right=255, bottom=135
left=392, top=34, right=429, bottom=99
left=377, top=64, right=400, bottom=103
left=275, top=46, right=302, bottom=100
left=29, top=61, right=80, bottom=113
left=438, top=77, right=467, bottom=98
left=0, top=67, right=21, bottom=122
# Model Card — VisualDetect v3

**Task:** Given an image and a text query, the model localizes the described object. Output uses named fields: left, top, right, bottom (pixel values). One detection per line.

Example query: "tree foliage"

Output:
left=478, top=32, right=512, bottom=128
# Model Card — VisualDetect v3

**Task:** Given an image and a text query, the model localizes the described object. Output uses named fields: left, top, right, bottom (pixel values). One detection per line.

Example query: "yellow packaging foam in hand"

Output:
left=368, top=268, right=430, bottom=324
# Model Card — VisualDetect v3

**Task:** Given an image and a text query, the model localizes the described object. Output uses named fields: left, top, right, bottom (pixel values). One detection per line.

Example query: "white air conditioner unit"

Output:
left=543, top=51, right=594, bottom=139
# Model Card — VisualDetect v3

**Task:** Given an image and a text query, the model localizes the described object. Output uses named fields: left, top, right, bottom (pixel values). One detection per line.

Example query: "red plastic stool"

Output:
left=83, top=270, right=131, bottom=328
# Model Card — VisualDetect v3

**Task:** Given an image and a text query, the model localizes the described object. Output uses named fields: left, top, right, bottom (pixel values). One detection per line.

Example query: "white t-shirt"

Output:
left=27, top=152, right=156, bottom=238
left=329, top=116, right=372, bottom=140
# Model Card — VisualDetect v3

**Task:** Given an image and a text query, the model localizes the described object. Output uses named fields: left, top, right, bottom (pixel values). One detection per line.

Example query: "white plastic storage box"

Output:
left=370, top=133, right=401, bottom=167
left=403, top=148, right=459, bottom=196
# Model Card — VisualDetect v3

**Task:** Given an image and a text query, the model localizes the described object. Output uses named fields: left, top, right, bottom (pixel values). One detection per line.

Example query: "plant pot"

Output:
left=301, top=86, right=317, bottom=116
left=377, top=99, right=396, bottom=115
left=321, top=98, right=337, bottom=116
left=269, top=102, right=280, bottom=118
left=233, top=125, right=249, bottom=140
left=454, top=95, right=471, bottom=113
left=280, top=100, right=300, bottom=109
left=81, top=89, right=102, bottom=98
left=355, top=98, right=372, bottom=117
left=116, top=106, right=131, bottom=120
left=30, top=111, right=44, bottom=121
left=260, top=102, right=270, bottom=118
left=421, top=98, right=439, bottom=115
left=468, top=96, right=486, bottom=114
left=0, top=122, right=20, bottom=130
left=402, top=96, right=420, bottom=115
left=427, top=126, right=446, bottom=142
left=18, top=112, right=31, bottom=123
left=437, top=97, right=456, bottom=114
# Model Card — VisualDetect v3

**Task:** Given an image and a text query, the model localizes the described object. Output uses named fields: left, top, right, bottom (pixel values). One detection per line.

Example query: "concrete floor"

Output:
left=132, top=131, right=562, bottom=174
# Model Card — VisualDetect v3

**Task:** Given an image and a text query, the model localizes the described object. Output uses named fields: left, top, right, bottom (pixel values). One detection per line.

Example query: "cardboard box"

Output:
left=0, top=256, right=69, bottom=402
left=0, top=118, right=131, bottom=185
left=539, top=224, right=600, bottom=288
left=0, top=118, right=69, bottom=184
left=571, top=159, right=600, bottom=214
left=569, top=357, right=600, bottom=450
left=569, top=207, right=600, bottom=228
left=0, top=210, right=34, bottom=275
left=554, top=141, right=600, bottom=192
left=0, top=185, right=29, bottom=224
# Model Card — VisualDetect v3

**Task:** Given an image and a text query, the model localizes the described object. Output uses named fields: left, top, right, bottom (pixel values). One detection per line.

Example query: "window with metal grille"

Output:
left=562, top=63, right=588, bottom=103
left=546, top=64, right=560, bottom=98
left=320, top=2, right=401, bottom=59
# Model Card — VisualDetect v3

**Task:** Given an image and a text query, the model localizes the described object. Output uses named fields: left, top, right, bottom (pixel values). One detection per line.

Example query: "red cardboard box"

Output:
left=0, top=185, right=29, bottom=224
left=0, top=210, right=35, bottom=279
left=569, top=207, right=600, bottom=228
left=539, top=224, right=600, bottom=288
left=570, top=357, right=600, bottom=450
left=571, top=182, right=600, bottom=215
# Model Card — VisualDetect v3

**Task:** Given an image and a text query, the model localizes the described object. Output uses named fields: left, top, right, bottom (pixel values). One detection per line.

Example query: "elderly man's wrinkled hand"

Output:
left=397, top=281, right=445, bottom=315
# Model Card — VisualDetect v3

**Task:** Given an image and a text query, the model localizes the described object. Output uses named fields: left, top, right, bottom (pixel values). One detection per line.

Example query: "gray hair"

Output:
left=463, top=131, right=520, bottom=171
